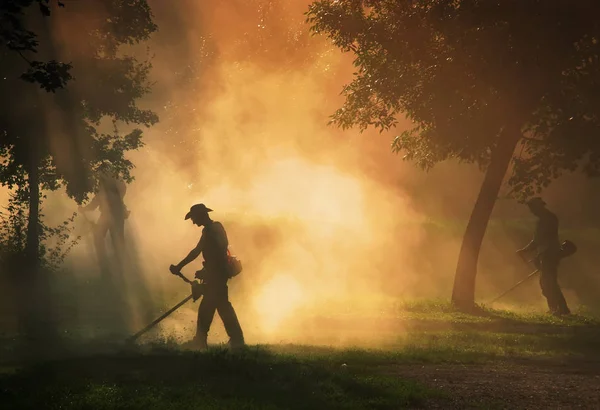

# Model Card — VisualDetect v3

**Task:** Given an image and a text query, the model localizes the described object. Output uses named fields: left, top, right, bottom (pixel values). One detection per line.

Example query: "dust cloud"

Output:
left=122, top=58, right=425, bottom=346
left=89, top=0, right=429, bottom=345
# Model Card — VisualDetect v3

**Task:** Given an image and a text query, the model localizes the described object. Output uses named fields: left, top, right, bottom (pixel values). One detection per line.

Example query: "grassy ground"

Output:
left=397, top=298, right=600, bottom=326
left=0, top=346, right=438, bottom=410
left=2, top=301, right=600, bottom=409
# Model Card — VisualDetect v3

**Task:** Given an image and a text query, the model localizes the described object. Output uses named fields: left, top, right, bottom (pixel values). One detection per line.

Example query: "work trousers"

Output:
left=196, top=283, right=244, bottom=346
left=538, top=253, right=570, bottom=314
left=93, top=214, right=126, bottom=267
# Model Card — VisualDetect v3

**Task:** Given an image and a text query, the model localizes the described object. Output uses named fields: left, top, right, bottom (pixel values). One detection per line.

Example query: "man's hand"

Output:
left=194, top=266, right=208, bottom=281
left=169, top=264, right=182, bottom=276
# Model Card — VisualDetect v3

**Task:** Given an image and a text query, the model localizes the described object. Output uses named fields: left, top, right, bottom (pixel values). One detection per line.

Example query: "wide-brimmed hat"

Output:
left=185, top=203, right=213, bottom=220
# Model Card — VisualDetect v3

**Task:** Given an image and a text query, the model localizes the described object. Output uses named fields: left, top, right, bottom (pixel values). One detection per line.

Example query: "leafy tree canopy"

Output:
left=0, top=0, right=158, bottom=203
left=306, top=0, right=600, bottom=201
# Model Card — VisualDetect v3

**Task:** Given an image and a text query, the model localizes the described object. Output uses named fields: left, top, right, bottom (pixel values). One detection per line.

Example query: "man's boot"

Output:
left=229, top=336, right=245, bottom=350
left=191, top=333, right=208, bottom=350
left=554, top=307, right=571, bottom=316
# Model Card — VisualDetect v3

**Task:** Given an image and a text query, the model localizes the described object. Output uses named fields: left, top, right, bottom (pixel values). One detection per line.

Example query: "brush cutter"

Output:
left=486, top=240, right=577, bottom=306
left=486, top=266, right=540, bottom=305
left=125, top=266, right=205, bottom=343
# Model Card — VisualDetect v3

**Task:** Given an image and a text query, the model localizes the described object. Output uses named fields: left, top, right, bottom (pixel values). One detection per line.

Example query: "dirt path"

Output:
left=385, top=358, right=600, bottom=409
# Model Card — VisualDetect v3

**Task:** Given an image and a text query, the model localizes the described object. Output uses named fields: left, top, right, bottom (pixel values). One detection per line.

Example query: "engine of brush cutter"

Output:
left=191, top=280, right=205, bottom=301
left=559, top=240, right=577, bottom=259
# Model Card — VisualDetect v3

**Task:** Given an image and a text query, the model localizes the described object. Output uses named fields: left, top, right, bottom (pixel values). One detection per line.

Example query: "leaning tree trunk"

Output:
left=451, top=126, right=522, bottom=310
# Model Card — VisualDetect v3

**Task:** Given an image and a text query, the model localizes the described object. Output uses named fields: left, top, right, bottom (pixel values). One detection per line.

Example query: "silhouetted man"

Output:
left=171, top=203, right=245, bottom=350
left=517, top=197, right=570, bottom=316
left=79, top=170, right=130, bottom=268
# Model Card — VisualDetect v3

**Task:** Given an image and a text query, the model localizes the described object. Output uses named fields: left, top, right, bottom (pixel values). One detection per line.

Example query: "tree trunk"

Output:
left=25, top=157, right=40, bottom=267
left=17, top=151, right=60, bottom=360
left=17, top=151, right=43, bottom=353
left=451, top=126, right=522, bottom=310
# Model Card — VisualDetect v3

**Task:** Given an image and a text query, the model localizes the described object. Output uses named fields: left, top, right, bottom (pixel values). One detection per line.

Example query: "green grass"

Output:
left=3, top=299, right=600, bottom=409
left=2, top=326, right=597, bottom=410
left=0, top=346, right=439, bottom=410
left=397, top=329, right=599, bottom=362
left=396, top=298, right=600, bottom=326
left=263, top=326, right=599, bottom=365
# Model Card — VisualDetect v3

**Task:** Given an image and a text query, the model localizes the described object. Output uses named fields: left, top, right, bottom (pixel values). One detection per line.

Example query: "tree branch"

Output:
left=521, top=136, right=544, bottom=143
left=17, top=50, right=33, bottom=65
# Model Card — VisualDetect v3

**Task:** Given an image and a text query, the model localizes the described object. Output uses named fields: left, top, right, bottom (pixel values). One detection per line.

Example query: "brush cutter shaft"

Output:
left=175, top=272, right=192, bottom=284
left=126, top=267, right=198, bottom=343
left=127, top=294, right=193, bottom=342
left=488, top=269, right=539, bottom=305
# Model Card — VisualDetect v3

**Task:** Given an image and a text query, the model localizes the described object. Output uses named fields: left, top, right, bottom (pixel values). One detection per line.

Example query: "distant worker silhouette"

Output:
left=517, top=197, right=570, bottom=316
left=79, top=169, right=130, bottom=268
left=171, top=204, right=245, bottom=350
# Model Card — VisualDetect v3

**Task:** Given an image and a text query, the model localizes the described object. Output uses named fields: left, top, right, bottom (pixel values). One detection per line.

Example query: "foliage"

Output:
left=0, top=0, right=159, bottom=204
left=0, top=0, right=72, bottom=93
left=0, top=192, right=80, bottom=273
left=305, top=0, right=600, bottom=201
left=0, top=195, right=27, bottom=268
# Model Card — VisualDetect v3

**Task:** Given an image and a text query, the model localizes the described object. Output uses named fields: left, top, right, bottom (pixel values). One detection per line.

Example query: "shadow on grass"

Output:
left=0, top=346, right=437, bottom=410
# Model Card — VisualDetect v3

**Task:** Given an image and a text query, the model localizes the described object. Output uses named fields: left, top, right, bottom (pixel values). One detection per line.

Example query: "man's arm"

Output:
left=116, top=180, right=131, bottom=218
left=117, top=179, right=127, bottom=198
left=517, top=239, right=536, bottom=253
left=518, top=221, right=540, bottom=253
left=79, top=194, right=100, bottom=212
left=174, top=240, right=203, bottom=271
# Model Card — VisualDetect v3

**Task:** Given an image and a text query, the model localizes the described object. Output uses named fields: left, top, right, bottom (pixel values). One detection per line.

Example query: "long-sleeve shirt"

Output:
left=198, top=220, right=229, bottom=269
left=523, top=209, right=561, bottom=255
left=82, top=178, right=128, bottom=217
